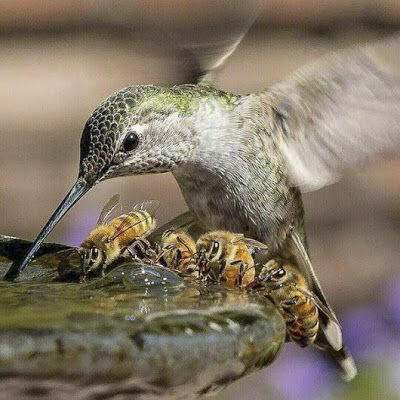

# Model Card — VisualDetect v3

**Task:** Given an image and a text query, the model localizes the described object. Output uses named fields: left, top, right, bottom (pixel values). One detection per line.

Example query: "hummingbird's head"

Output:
left=4, top=84, right=236, bottom=281
left=79, top=85, right=200, bottom=186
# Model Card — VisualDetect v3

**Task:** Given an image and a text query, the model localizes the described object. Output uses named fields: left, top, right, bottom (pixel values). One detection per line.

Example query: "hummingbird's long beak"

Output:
left=3, top=177, right=90, bottom=281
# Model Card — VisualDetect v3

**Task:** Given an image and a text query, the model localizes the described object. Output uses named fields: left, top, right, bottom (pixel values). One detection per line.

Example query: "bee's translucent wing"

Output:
left=108, top=215, right=155, bottom=243
left=149, top=211, right=201, bottom=245
left=287, top=229, right=343, bottom=351
left=160, top=228, right=174, bottom=241
left=96, top=194, right=121, bottom=225
left=107, top=199, right=160, bottom=242
left=243, top=238, right=269, bottom=252
left=288, top=229, right=331, bottom=307
left=132, top=200, right=160, bottom=216
left=291, top=284, right=342, bottom=329
left=295, top=285, right=343, bottom=351
left=230, top=233, right=245, bottom=244
left=262, top=35, right=400, bottom=192
left=176, top=235, right=195, bottom=252
left=160, top=226, right=180, bottom=244
left=107, top=200, right=159, bottom=243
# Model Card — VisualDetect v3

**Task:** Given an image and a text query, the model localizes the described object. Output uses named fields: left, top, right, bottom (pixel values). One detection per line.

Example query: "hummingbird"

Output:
left=5, top=19, right=400, bottom=380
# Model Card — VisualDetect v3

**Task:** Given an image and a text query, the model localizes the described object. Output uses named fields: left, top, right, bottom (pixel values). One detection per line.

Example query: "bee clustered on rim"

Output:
left=75, top=195, right=336, bottom=352
left=71, top=194, right=356, bottom=381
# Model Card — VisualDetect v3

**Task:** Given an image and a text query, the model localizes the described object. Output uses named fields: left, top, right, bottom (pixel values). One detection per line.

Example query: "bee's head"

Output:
left=206, top=239, right=224, bottom=262
left=161, top=229, right=177, bottom=244
left=79, top=246, right=105, bottom=275
left=258, top=260, right=288, bottom=289
left=197, top=238, right=223, bottom=264
left=192, top=238, right=224, bottom=282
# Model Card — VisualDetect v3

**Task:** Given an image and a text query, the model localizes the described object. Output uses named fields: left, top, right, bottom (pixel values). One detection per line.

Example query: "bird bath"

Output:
left=0, top=218, right=285, bottom=399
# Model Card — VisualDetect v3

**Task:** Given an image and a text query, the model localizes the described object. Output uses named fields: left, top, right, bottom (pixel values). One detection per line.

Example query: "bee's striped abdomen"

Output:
left=130, top=211, right=155, bottom=237
left=284, top=295, right=319, bottom=347
left=161, top=231, right=197, bottom=272
left=110, top=211, right=155, bottom=248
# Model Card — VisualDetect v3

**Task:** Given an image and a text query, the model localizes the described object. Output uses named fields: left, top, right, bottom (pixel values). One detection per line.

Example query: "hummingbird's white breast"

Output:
left=173, top=99, right=303, bottom=249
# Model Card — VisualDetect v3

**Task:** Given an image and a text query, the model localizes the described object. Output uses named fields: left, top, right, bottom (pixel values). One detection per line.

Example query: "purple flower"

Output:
left=64, top=208, right=98, bottom=246
left=268, top=345, right=334, bottom=400
left=341, top=304, right=394, bottom=360
left=383, top=275, right=400, bottom=332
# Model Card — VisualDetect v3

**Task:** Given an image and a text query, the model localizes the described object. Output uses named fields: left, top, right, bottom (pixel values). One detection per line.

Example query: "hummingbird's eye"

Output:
left=122, top=132, right=140, bottom=152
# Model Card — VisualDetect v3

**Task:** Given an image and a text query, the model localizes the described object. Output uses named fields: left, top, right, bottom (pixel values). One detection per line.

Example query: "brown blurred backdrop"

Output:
left=1, top=2, right=400, bottom=398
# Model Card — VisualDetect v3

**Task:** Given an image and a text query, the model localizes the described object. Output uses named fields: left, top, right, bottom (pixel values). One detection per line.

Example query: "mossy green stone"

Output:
left=0, top=227, right=285, bottom=399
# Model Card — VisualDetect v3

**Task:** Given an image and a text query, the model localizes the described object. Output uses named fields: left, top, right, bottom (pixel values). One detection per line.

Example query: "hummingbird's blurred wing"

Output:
left=264, top=34, right=400, bottom=192
left=167, top=1, right=262, bottom=83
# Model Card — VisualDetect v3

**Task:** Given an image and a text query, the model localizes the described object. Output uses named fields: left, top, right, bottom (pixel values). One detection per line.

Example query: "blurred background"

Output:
left=1, top=1, right=400, bottom=399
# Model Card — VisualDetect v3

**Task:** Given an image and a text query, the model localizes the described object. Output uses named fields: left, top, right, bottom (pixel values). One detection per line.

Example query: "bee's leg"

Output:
left=170, top=249, right=181, bottom=270
left=80, top=267, right=87, bottom=281
left=229, top=260, right=246, bottom=286
left=146, top=251, right=158, bottom=262
left=154, top=244, right=175, bottom=263
left=140, top=238, right=160, bottom=261
left=153, top=241, right=162, bottom=254
left=258, top=259, right=281, bottom=281
left=184, top=262, right=199, bottom=278
left=201, top=261, right=212, bottom=282
left=275, top=305, right=297, bottom=344
left=126, top=239, right=145, bottom=259
left=280, top=308, right=297, bottom=323
left=280, top=296, right=304, bottom=323
left=126, top=242, right=140, bottom=260
left=282, top=295, right=305, bottom=308
left=209, top=260, right=224, bottom=283
left=127, top=238, right=157, bottom=262
left=219, top=259, right=227, bottom=275
left=238, top=262, right=246, bottom=287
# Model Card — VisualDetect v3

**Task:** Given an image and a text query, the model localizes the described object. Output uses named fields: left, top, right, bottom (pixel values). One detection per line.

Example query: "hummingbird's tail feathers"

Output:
left=324, top=345, right=358, bottom=382
left=323, top=318, right=343, bottom=351
left=288, top=229, right=356, bottom=381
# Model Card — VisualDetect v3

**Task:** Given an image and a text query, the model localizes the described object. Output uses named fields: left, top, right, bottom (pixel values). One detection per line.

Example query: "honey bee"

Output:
left=79, top=194, right=158, bottom=277
left=255, top=258, right=357, bottom=381
left=157, top=229, right=197, bottom=273
left=192, top=230, right=268, bottom=288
